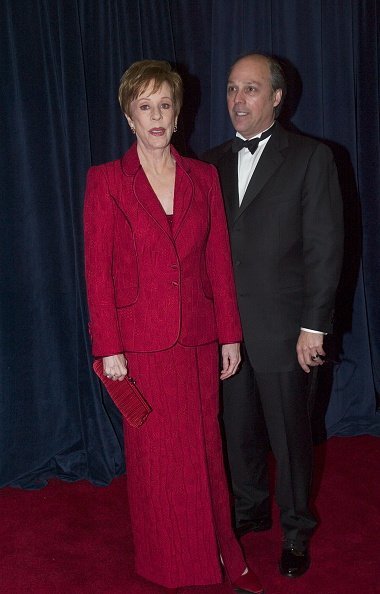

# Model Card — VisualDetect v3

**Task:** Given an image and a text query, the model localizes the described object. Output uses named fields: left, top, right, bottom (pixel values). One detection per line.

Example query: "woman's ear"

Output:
left=125, top=115, right=135, bottom=134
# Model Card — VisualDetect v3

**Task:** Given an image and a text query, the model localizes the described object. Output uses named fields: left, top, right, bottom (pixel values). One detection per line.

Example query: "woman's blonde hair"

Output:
left=118, top=60, right=183, bottom=117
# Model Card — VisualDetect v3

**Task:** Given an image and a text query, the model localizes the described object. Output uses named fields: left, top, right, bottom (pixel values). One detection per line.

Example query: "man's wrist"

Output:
left=300, top=327, right=327, bottom=335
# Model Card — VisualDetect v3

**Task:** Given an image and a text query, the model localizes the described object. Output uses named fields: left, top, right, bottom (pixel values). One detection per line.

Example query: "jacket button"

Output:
left=172, top=281, right=179, bottom=286
left=171, top=264, right=178, bottom=269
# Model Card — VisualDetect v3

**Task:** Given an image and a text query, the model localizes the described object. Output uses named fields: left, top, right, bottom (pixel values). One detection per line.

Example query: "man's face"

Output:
left=227, top=56, right=282, bottom=139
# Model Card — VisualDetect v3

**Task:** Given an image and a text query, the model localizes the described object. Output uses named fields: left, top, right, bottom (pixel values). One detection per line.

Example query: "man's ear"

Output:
left=273, top=89, right=282, bottom=108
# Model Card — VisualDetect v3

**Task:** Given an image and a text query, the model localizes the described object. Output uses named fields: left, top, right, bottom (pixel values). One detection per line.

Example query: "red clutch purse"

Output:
left=93, top=359, right=152, bottom=428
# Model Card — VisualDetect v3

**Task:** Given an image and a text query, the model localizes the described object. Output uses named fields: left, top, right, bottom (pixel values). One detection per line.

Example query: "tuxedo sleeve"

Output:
left=205, top=165, right=242, bottom=344
left=83, top=166, right=124, bottom=357
left=301, top=143, right=344, bottom=332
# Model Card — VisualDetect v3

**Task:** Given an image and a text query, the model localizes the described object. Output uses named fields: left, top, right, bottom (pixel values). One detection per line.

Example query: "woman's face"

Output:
left=126, top=81, right=177, bottom=151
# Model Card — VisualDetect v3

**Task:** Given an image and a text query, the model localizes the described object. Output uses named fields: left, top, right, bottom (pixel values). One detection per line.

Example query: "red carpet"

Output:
left=1, top=436, right=379, bottom=594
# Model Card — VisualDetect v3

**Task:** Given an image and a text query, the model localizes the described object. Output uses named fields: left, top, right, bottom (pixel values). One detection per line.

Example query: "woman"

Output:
left=84, top=60, right=264, bottom=594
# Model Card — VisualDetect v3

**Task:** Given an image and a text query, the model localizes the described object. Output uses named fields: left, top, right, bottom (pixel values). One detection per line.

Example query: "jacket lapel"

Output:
left=217, top=148, right=239, bottom=225
left=120, top=143, right=189, bottom=238
left=170, top=148, right=193, bottom=239
left=133, top=167, right=171, bottom=234
left=236, top=125, right=288, bottom=220
left=119, top=143, right=169, bottom=231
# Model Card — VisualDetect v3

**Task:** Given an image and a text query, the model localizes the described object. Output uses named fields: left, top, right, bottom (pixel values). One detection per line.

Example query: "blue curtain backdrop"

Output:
left=1, top=0, right=379, bottom=487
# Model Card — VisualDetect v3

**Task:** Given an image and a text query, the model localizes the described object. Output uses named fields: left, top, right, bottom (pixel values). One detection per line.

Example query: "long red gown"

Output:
left=124, top=342, right=245, bottom=588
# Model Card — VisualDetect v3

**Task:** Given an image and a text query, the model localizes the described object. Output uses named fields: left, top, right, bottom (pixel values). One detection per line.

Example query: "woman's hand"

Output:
left=102, top=354, right=128, bottom=381
left=220, top=343, right=241, bottom=380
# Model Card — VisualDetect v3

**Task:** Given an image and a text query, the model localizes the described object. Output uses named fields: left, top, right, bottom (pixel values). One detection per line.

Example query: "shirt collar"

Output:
left=235, top=121, right=275, bottom=141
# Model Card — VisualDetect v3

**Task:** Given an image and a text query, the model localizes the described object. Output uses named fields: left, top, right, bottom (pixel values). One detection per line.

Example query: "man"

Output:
left=203, top=54, right=343, bottom=578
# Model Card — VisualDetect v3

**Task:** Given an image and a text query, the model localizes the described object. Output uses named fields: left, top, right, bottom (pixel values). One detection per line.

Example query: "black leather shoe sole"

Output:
left=279, top=547, right=310, bottom=578
left=235, top=518, right=272, bottom=538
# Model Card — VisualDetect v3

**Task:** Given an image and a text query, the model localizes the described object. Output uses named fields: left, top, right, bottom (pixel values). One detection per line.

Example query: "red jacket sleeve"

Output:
left=83, top=166, right=124, bottom=357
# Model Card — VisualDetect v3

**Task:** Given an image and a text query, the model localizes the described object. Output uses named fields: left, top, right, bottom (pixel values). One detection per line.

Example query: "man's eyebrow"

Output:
left=227, top=79, right=261, bottom=85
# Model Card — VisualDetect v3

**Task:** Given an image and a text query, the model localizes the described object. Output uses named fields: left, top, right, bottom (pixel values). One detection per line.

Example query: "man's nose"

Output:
left=233, top=89, right=245, bottom=103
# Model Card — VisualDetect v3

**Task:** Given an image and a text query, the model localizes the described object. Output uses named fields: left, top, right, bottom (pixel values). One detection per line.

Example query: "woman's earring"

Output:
left=130, top=126, right=136, bottom=134
left=173, top=124, right=177, bottom=133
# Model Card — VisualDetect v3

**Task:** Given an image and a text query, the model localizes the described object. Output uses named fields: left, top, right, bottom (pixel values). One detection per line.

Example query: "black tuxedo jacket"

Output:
left=203, top=123, right=343, bottom=372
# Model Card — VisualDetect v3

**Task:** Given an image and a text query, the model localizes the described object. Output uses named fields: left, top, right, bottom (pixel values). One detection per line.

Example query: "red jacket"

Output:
left=84, top=143, right=242, bottom=357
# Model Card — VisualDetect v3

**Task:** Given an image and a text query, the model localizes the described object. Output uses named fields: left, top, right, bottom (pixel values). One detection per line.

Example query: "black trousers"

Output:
left=222, top=346, right=317, bottom=549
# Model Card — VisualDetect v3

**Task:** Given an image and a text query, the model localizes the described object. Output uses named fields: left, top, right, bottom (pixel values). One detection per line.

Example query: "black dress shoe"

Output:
left=279, top=545, right=310, bottom=578
left=235, top=517, right=272, bottom=538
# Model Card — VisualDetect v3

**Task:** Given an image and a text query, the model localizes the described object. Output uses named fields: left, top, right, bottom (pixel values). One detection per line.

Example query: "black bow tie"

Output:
left=232, top=124, right=275, bottom=154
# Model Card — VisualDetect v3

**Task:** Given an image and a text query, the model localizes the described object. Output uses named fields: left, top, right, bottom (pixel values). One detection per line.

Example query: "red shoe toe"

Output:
left=232, top=567, right=264, bottom=594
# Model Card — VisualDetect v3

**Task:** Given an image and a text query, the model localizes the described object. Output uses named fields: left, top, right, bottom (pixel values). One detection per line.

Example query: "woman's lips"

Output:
left=149, top=128, right=165, bottom=136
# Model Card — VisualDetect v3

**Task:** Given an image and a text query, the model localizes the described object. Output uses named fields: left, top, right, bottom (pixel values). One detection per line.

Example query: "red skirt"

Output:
left=123, top=341, right=245, bottom=588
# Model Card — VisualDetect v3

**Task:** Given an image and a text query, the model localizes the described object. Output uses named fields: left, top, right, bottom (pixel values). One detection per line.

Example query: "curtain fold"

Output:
left=0, top=0, right=127, bottom=488
left=326, top=0, right=380, bottom=435
left=1, top=0, right=378, bottom=487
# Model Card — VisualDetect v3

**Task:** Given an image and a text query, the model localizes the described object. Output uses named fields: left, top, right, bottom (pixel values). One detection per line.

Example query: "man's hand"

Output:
left=296, top=330, right=325, bottom=373
left=220, top=343, right=241, bottom=380
left=102, top=354, right=128, bottom=381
